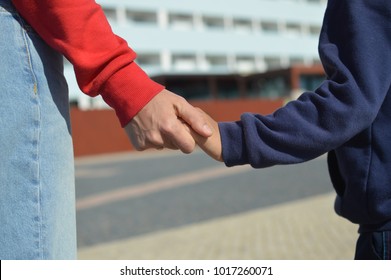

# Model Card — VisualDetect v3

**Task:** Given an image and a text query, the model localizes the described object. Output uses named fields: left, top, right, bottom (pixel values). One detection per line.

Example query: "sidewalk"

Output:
left=78, top=192, right=358, bottom=260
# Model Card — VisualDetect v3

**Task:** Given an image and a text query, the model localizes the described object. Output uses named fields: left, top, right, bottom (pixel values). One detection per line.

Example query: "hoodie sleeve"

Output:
left=219, top=0, right=391, bottom=168
left=12, top=0, right=164, bottom=127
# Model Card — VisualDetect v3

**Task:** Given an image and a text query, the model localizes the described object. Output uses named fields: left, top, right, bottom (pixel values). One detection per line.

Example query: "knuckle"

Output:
left=175, top=95, right=186, bottom=103
left=160, top=119, right=179, bottom=136
left=147, top=131, right=164, bottom=146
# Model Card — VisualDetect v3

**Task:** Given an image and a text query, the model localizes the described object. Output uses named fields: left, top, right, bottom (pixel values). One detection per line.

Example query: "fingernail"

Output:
left=203, top=124, right=213, bottom=135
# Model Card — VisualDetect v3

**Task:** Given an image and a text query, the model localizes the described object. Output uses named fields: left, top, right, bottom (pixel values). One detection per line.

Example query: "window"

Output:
left=233, top=18, right=253, bottom=33
left=289, top=57, right=304, bottom=66
left=265, top=56, right=281, bottom=70
left=203, top=16, right=225, bottom=30
left=126, top=10, right=157, bottom=25
left=136, top=53, right=160, bottom=67
left=169, top=13, right=194, bottom=30
left=216, top=79, right=240, bottom=99
left=166, top=79, right=209, bottom=100
left=261, top=21, right=279, bottom=33
left=286, top=22, right=302, bottom=35
left=103, top=8, right=117, bottom=22
left=299, top=74, right=325, bottom=91
left=309, top=25, right=322, bottom=36
left=172, top=54, right=196, bottom=70
left=248, top=77, right=289, bottom=98
left=236, top=56, right=255, bottom=73
left=205, top=55, right=228, bottom=70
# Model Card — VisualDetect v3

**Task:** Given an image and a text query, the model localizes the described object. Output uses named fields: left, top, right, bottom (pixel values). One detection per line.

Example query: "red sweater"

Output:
left=12, top=0, right=164, bottom=127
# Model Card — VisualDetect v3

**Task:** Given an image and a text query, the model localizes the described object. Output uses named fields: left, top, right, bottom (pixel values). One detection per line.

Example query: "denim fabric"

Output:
left=0, top=1, right=77, bottom=259
left=354, top=231, right=391, bottom=260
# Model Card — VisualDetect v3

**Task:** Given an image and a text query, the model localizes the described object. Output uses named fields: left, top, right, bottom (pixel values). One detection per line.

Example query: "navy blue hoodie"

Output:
left=219, top=0, right=391, bottom=232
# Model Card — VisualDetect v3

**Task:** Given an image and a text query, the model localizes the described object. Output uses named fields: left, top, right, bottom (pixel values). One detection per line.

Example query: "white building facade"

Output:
left=65, top=0, right=327, bottom=108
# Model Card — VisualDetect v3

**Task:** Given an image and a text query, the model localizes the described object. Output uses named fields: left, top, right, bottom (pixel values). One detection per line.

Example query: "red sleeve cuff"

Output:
left=100, top=62, right=165, bottom=127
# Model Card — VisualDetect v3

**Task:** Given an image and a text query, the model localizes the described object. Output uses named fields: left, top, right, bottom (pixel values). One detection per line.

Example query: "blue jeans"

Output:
left=0, top=1, right=77, bottom=259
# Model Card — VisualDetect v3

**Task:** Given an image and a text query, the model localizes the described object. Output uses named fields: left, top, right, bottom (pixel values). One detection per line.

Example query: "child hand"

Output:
left=191, top=109, right=223, bottom=162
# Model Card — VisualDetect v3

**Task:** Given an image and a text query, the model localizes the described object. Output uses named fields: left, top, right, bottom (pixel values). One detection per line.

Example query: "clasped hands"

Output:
left=124, top=89, right=223, bottom=162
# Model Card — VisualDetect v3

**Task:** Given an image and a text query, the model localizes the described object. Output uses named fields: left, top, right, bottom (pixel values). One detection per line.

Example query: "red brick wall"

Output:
left=70, top=108, right=131, bottom=157
left=70, top=99, right=284, bottom=157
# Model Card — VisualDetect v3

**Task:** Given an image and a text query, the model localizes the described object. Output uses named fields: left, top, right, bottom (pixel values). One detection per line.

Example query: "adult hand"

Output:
left=124, top=89, right=213, bottom=154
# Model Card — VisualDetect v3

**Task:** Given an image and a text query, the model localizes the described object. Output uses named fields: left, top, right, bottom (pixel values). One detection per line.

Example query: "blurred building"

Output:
left=65, top=0, right=327, bottom=109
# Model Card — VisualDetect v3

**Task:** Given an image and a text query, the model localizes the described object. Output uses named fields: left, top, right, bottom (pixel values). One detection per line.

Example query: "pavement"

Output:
left=74, top=150, right=358, bottom=260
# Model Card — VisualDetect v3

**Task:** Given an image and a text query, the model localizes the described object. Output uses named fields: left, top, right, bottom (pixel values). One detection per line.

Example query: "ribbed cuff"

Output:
left=218, top=121, right=249, bottom=167
left=100, top=62, right=164, bottom=127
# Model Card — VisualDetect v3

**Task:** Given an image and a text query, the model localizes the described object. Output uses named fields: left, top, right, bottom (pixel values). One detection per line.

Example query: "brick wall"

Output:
left=70, top=98, right=284, bottom=157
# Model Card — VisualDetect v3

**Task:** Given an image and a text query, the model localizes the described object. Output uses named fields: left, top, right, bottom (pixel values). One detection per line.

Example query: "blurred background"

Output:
left=70, top=0, right=358, bottom=259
